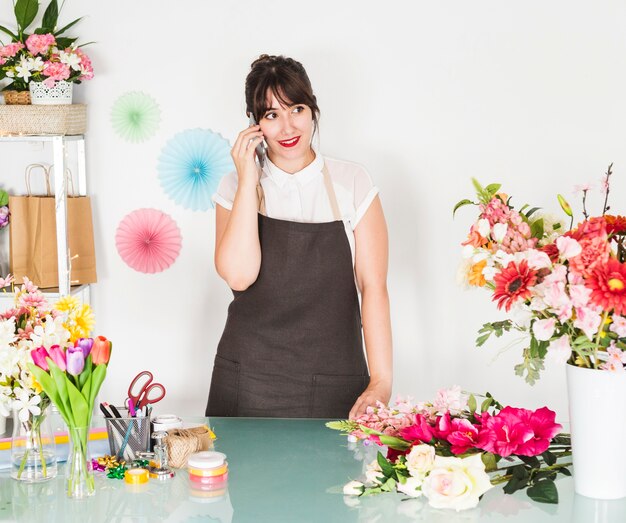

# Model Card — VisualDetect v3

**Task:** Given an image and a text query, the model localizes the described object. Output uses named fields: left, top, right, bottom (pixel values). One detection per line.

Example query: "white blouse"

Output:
left=212, top=152, right=379, bottom=275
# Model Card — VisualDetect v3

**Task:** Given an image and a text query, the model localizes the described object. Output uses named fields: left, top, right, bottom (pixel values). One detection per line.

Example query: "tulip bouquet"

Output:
left=0, top=274, right=110, bottom=493
left=456, top=167, right=626, bottom=383
left=0, top=0, right=94, bottom=92
left=328, top=387, right=571, bottom=510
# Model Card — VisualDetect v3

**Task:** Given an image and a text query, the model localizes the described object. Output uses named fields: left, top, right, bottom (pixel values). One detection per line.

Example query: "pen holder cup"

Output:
left=104, top=407, right=152, bottom=462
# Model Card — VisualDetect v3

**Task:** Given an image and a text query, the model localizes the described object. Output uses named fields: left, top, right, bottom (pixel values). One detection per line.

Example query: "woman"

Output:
left=206, top=55, right=392, bottom=419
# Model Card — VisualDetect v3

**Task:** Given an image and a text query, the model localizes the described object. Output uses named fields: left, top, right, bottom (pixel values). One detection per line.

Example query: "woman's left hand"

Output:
left=349, top=379, right=392, bottom=420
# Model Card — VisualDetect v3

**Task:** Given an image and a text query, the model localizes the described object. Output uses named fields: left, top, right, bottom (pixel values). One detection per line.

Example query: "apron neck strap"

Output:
left=256, top=161, right=341, bottom=221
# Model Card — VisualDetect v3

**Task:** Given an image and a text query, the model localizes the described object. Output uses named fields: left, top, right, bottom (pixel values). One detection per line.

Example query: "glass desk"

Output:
left=1, top=417, right=626, bottom=522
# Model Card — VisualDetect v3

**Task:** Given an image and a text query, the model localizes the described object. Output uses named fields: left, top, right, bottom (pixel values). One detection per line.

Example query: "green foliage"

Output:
left=527, top=480, right=558, bottom=504
left=0, top=189, right=8, bottom=207
left=467, top=394, right=477, bottom=415
left=476, top=320, right=514, bottom=347
left=378, top=435, right=411, bottom=451
left=530, top=218, right=544, bottom=240
left=453, top=199, right=476, bottom=217
left=325, top=420, right=359, bottom=432
left=514, top=347, right=545, bottom=385
left=14, top=0, right=38, bottom=33
left=41, top=0, right=58, bottom=32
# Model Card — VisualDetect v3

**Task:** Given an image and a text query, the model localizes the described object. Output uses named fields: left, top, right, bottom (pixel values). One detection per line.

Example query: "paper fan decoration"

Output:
left=111, top=91, right=161, bottom=143
left=115, top=209, right=182, bottom=274
left=157, top=128, right=234, bottom=211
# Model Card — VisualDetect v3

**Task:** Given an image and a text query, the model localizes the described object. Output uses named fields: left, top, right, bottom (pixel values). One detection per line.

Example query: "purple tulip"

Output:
left=31, top=346, right=50, bottom=371
left=76, top=337, right=94, bottom=359
left=47, top=344, right=67, bottom=371
left=66, top=346, right=85, bottom=376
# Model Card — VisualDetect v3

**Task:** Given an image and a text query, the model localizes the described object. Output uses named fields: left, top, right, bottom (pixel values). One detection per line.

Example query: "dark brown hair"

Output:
left=245, top=54, right=320, bottom=132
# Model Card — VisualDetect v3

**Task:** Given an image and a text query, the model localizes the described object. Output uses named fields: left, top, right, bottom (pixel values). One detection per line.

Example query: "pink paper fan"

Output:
left=115, top=209, right=182, bottom=274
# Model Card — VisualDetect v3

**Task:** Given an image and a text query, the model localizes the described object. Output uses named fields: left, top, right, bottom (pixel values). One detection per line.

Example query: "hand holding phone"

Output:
left=248, top=114, right=267, bottom=167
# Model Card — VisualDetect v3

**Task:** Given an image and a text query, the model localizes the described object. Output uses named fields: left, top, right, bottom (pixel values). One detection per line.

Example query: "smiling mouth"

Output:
left=278, top=136, right=300, bottom=148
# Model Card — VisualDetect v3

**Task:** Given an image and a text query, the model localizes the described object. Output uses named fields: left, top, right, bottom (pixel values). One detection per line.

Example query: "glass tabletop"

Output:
left=1, top=417, right=626, bottom=522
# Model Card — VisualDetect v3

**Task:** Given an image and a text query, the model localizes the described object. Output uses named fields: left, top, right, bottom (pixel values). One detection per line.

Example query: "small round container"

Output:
left=187, top=451, right=228, bottom=488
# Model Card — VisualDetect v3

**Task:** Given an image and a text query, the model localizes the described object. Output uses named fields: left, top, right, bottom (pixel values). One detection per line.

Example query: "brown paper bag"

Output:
left=9, top=165, right=97, bottom=289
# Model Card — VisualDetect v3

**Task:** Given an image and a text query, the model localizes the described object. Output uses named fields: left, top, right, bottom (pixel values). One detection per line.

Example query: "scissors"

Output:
left=126, top=370, right=166, bottom=412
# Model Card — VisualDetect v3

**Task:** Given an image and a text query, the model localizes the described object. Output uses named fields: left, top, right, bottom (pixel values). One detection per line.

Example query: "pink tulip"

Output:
left=91, top=336, right=111, bottom=365
left=31, top=346, right=50, bottom=371
left=47, top=344, right=66, bottom=371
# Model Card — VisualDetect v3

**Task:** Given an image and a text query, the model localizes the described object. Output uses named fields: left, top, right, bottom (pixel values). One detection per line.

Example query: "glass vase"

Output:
left=10, top=406, right=57, bottom=482
left=66, top=426, right=95, bottom=498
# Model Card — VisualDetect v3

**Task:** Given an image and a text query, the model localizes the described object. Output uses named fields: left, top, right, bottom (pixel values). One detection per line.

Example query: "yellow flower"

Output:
left=67, top=304, right=95, bottom=342
left=29, top=374, right=42, bottom=395
left=468, top=260, right=487, bottom=287
left=55, top=295, right=79, bottom=313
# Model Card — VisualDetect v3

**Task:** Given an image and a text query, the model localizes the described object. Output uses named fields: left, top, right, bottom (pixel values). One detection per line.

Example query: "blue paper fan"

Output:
left=157, top=129, right=234, bottom=211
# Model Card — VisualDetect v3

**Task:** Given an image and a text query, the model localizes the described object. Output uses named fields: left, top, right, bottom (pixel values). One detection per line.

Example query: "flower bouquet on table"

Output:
left=328, top=387, right=571, bottom=510
left=455, top=167, right=626, bottom=381
left=0, top=0, right=93, bottom=102
left=0, top=275, right=111, bottom=496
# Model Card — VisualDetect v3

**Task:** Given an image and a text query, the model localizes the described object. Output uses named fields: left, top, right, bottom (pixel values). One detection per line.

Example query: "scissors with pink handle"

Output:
left=127, top=370, right=166, bottom=412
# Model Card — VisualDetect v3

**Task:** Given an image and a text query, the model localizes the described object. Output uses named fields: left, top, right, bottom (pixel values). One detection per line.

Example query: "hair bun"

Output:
left=251, top=54, right=273, bottom=69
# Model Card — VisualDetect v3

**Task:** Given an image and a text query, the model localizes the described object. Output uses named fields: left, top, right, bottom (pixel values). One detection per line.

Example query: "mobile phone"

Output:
left=248, top=114, right=267, bottom=167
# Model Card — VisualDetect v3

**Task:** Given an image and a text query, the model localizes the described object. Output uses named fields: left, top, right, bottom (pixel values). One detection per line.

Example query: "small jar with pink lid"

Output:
left=187, top=451, right=228, bottom=489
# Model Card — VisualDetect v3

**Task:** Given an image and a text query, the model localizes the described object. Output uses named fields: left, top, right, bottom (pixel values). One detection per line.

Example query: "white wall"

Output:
left=2, top=0, right=626, bottom=420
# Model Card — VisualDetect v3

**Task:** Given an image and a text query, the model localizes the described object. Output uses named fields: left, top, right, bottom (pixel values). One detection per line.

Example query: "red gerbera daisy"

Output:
left=492, top=260, right=537, bottom=312
left=604, top=215, right=626, bottom=236
left=586, top=258, right=626, bottom=315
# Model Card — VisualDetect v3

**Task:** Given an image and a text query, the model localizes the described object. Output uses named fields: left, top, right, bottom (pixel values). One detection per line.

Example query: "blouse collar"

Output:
left=262, top=150, right=324, bottom=188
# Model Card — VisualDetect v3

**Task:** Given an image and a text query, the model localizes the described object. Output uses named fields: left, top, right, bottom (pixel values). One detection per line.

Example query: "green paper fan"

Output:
left=110, top=91, right=161, bottom=143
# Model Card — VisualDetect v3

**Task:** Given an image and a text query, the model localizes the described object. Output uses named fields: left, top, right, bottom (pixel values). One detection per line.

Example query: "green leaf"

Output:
left=14, top=0, right=39, bottom=32
left=54, top=16, right=83, bottom=37
left=453, top=199, right=475, bottom=217
left=81, top=373, right=92, bottom=408
left=41, top=0, right=58, bottom=32
left=559, top=467, right=572, bottom=477
left=78, top=354, right=92, bottom=389
left=480, top=397, right=493, bottom=412
left=66, top=378, right=89, bottom=428
left=377, top=452, right=393, bottom=476
left=27, top=363, right=70, bottom=424
left=48, top=359, right=75, bottom=427
left=467, top=394, right=477, bottom=415
left=541, top=450, right=556, bottom=467
left=503, top=466, right=530, bottom=495
left=530, top=218, right=544, bottom=240
left=55, top=36, right=77, bottom=48
left=380, top=477, right=396, bottom=492
left=326, top=420, right=358, bottom=432
left=0, top=25, right=18, bottom=40
left=525, top=207, right=541, bottom=218
left=378, top=435, right=411, bottom=450
left=519, top=455, right=540, bottom=468
left=485, top=183, right=502, bottom=196
left=88, top=364, right=107, bottom=409
left=527, top=480, right=558, bottom=504
left=0, top=190, right=8, bottom=207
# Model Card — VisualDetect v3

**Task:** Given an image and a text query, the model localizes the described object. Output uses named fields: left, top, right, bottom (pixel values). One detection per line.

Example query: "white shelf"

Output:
left=0, top=284, right=90, bottom=313
left=0, top=134, right=84, bottom=142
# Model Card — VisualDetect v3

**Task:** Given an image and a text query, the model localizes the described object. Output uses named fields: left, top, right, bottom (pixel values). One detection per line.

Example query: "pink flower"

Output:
left=477, top=407, right=534, bottom=457
left=42, top=61, right=71, bottom=87
left=556, top=236, right=582, bottom=259
left=514, top=407, right=562, bottom=456
left=47, top=344, right=66, bottom=371
left=432, top=385, right=467, bottom=415
left=31, top=346, right=50, bottom=371
left=567, top=219, right=611, bottom=277
left=546, top=335, right=572, bottom=364
left=0, top=42, right=24, bottom=58
left=446, top=418, right=480, bottom=454
left=599, top=343, right=626, bottom=372
left=25, top=33, right=56, bottom=56
left=610, top=315, right=626, bottom=337
left=533, top=318, right=556, bottom=341
left=573, top=306, right=602, bottom=340
left=18, top=290, right=47, bottom=310
left=0, top=274, right=14, bottom=288
left=400, top=414, right=435, bottom=444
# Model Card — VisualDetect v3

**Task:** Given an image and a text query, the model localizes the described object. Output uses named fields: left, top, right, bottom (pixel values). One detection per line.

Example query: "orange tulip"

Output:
left=91, top=335, right=111, bottom=365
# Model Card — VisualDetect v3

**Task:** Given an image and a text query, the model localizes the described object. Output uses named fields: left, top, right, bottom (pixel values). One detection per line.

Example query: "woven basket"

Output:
left=3, top=90, right=31, bottom=105
left=0, top=104, right=87, bottom=135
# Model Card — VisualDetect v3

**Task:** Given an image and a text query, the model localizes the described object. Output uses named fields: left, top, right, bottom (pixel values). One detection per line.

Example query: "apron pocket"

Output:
left=310, top=374, right=369, bottom=418
left=206, top=355, right=241, bottom=417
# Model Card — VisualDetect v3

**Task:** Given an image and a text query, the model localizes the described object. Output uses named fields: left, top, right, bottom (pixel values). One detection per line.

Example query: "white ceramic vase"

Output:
left=29, top=80, right=73, bottom=105
left=566, top=363, right=626, bottom=499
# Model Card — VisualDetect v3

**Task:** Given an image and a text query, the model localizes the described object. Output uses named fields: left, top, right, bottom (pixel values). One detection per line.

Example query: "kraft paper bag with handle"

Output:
left=9, top=163, right=97, bottom=289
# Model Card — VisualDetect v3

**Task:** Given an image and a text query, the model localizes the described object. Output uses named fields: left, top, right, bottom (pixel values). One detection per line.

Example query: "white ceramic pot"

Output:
left=29, top=80, right=73, bottom=105
left=566, top=363, right=626, bottom=499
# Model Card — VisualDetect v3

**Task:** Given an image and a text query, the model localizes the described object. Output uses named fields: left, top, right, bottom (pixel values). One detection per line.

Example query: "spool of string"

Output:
left=165, top=426, right=214, bottom=469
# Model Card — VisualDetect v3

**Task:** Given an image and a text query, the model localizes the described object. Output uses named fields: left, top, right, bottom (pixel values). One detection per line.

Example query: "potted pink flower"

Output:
left=0, top=0, right=94, bottom=105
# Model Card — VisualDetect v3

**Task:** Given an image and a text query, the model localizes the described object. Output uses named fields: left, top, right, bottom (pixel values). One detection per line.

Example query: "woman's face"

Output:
left=259, top=91, right=314, bottom=168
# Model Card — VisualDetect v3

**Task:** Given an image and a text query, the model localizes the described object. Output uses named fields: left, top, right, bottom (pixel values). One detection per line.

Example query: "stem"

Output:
left=593, top=311, right=610, bottom=367
left=581, top=190, right=589, bottom=220
left=602, top=163, right=613, bottom=215
left=490, top=462, right=573, bottom=485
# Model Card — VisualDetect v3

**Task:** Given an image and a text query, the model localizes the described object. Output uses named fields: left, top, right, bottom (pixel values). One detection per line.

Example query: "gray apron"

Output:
left=206, top=164, right=369, bottom=418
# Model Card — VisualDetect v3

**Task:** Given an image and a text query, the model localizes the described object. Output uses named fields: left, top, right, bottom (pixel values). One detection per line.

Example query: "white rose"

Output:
left=342, top=480, right=364, bottom=496
left=405, top=444, right=435, bottom=480
left=364, top=459, right=384, bottom=486
left=421, top=455, right=493, bottom=511
left=492, top=223, right=508, bottom=243
left=397, top=476, right=423, bottom=498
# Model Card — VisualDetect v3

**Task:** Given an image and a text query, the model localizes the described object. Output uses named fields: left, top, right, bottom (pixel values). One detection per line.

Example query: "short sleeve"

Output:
left=351, top=166, right=379, bottom=229
left=212, top=171, right=238, bottom=211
